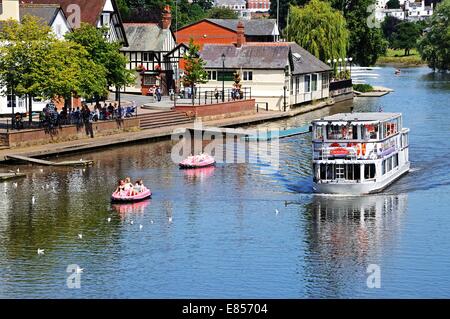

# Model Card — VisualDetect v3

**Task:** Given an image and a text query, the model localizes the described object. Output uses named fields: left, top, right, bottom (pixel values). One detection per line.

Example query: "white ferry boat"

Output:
left=311, top=113, right=410, bottom=194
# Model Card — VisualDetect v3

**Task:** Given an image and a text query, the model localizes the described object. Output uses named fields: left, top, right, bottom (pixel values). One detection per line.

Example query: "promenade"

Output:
left=0, top=98, right=334, bottom=163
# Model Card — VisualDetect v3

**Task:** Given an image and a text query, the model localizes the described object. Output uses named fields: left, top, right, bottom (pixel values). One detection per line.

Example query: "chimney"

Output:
left=161, top=5, right=171, bottom=30
left=236, top=21, right=246, bottom=48
left=0, top=0, right=20, bottom=21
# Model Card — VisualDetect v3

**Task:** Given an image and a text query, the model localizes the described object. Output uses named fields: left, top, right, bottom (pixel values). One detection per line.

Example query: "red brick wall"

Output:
left=5, top=118, right=140, bottom=148
left=175, top=99, right=255, bottom=118
left=176, top=21, right=238, bottom=47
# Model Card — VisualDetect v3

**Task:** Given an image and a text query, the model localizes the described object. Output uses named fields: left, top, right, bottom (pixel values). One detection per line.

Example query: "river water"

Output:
left=1, top=66, right=450, bottom=298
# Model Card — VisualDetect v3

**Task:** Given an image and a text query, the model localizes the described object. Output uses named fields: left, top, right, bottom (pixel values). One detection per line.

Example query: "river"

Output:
left=1, top=66, right=450, bottom=298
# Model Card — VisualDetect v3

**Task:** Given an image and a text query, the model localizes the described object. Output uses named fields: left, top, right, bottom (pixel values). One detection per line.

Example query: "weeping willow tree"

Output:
left=285, top=0, right=349, bottom=63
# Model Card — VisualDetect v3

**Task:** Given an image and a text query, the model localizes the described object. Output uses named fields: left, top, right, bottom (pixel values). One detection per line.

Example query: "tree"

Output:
left=193, top=0, right=214, bottom=11
left=285, top=0, right=349, bottom=62
left=207, top=7, right=239, bottom=19
left=182, top=38, right=208, bottom=105
left=418, top=0, right=450, bottom=71
left=386, top=0, right=400, bottom=9
left=0, top=15, right=56, bottom=124
left=34, top=41, right=108, bottom=106
left=270, top=0, right=307, bottom=31
left=117, top=0, right=131, bottom=20
left=344, top=0, right=388, bottom=66
left=65, top=23, right=135, bottom=101
left=382, top=16, right=402, bottom=46
left=392, top=21, right=421, bottom=55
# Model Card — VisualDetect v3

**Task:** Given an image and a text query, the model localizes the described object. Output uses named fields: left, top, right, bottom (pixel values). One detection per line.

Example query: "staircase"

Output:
left=138, top=111, right=193, bottom=130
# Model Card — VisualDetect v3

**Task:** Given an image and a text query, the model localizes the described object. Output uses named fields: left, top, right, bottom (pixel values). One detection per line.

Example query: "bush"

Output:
left=353, top=84, right=374, bottom=92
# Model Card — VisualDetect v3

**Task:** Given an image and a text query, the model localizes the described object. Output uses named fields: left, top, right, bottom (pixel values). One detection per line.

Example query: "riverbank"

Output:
left=0, top=99, right=334, bottom=163
left=377, top=48, right=426, bottom=67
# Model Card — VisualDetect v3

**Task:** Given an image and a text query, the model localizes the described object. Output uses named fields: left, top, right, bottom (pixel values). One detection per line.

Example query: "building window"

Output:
left=304, top=75, right=311, bottom=93
left=207, top=71, right=217, bottom=81
left=295, top=77, right=300, bottom=94
left=7, top=94, right=16, bottom=108
left=143, top=75, right=156, bottom=86
left=312, top=74, right=318, bottom=91
left=322, top=73, right=329, bottom=89
left=142, top=52, right=151, bottom=62
left=243, top=71, right=253, bottom=81
left=217, top=71, right=235, bottom=81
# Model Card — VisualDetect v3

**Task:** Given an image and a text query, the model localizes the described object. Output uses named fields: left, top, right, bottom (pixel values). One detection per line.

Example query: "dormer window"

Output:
left=101, top=12, right=111, bottom=27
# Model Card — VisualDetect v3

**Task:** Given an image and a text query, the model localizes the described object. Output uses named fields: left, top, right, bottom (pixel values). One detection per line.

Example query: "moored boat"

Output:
left=179, top=154, right=216, bottom=169
left=111, top=187, right=152, bottom=203
left=311, top=112, right=410, bottom=194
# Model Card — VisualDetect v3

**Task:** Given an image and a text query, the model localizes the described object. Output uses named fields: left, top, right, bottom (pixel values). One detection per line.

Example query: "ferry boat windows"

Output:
left=383, top=119, right=399, bottom=138
left=364, top=164, right=376, bottom=180
left=314, top=126, right=323, bottom=140
left=318, top=164, right=361, bottom=181
left=326, top=125, right=358, bottom=140
left=393, top=154, right=399, bottom=168
left=362, top=124, right=379, bottom=140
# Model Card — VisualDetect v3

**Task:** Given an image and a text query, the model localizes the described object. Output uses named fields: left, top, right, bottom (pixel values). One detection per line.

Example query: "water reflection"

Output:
left=112, top=200, right=151, bottom=220
left=301, top=194, right=408, bottom=297
left=182, top=166, right=216, bottom=182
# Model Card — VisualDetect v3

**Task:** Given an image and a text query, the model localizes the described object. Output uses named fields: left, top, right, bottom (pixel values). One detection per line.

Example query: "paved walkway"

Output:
left=0, top=99, right=333, bottom=162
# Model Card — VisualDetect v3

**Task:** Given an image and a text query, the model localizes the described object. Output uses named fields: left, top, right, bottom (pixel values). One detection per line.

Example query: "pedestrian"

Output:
left=156, top=86, right=162, bottom=102
left=214, top=87, right=219, bottom=100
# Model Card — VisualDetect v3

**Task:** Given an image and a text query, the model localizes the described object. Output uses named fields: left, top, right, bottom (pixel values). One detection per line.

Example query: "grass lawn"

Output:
left=377, top=48, right=425, bottom=66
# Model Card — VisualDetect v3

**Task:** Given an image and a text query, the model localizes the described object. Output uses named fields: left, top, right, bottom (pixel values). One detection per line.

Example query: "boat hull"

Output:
left=179, top=159, right=216, bottom=169
left=111, top=189, right=152, bottom=203
left=313, top=162, right=410, bottom=195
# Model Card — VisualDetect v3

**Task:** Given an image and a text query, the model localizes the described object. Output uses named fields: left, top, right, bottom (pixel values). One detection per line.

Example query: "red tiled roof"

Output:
left=21, top=0, right=106, bottom=25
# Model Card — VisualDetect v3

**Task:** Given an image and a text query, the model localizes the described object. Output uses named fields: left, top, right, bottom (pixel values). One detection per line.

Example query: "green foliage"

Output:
left=392, top=21, right=421, bottom=56
left=353, top=83, right=374, bottom=92
left=65, top=23, right=135, bottom=88
left=116, top=0, right=131, bottom=20
left=0, top=15, right=55, bottom=98
left=381, top=16, right=402, bottom=45
left=35, top=41, right=107, bottom=101
left=193, top=0, right=214, bottom=10
left=344, top=0, right=388, bottom=66
left=207, top=7, right=239, bottom=19
left=182, top=39, right=208, bottom=104
left=386, top=0, right=400, bottom=9
left=418, top=0, right=450, bottom=71
left=285, top=0, right=349, bottom=62
left=270, top=0, right=308, bottom=31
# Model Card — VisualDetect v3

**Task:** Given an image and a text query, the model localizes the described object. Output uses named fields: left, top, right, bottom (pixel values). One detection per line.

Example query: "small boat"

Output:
left=111, top=187, right=152, bottom=203
left=179, top=154, right=216, bottom=169
left=395, top=69, right=401, bottom=75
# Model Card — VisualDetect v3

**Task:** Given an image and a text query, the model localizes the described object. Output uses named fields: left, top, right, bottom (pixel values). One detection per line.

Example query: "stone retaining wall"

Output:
left=2, top=118, right=140, bottom=148
left=175, top=99, right=256, bottom=121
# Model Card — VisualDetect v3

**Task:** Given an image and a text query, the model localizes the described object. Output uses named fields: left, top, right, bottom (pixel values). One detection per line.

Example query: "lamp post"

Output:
left=333, top=59, right=337, bottom=78
left=349, top=57, right=353, bottom=78
left=9, top=70, right=16, bottom=130
left=221, top=53, right=225, bottom=102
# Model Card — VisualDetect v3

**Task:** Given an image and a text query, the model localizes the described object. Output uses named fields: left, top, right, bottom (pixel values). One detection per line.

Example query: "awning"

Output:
left=350, top=121, right=379, bottom=125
